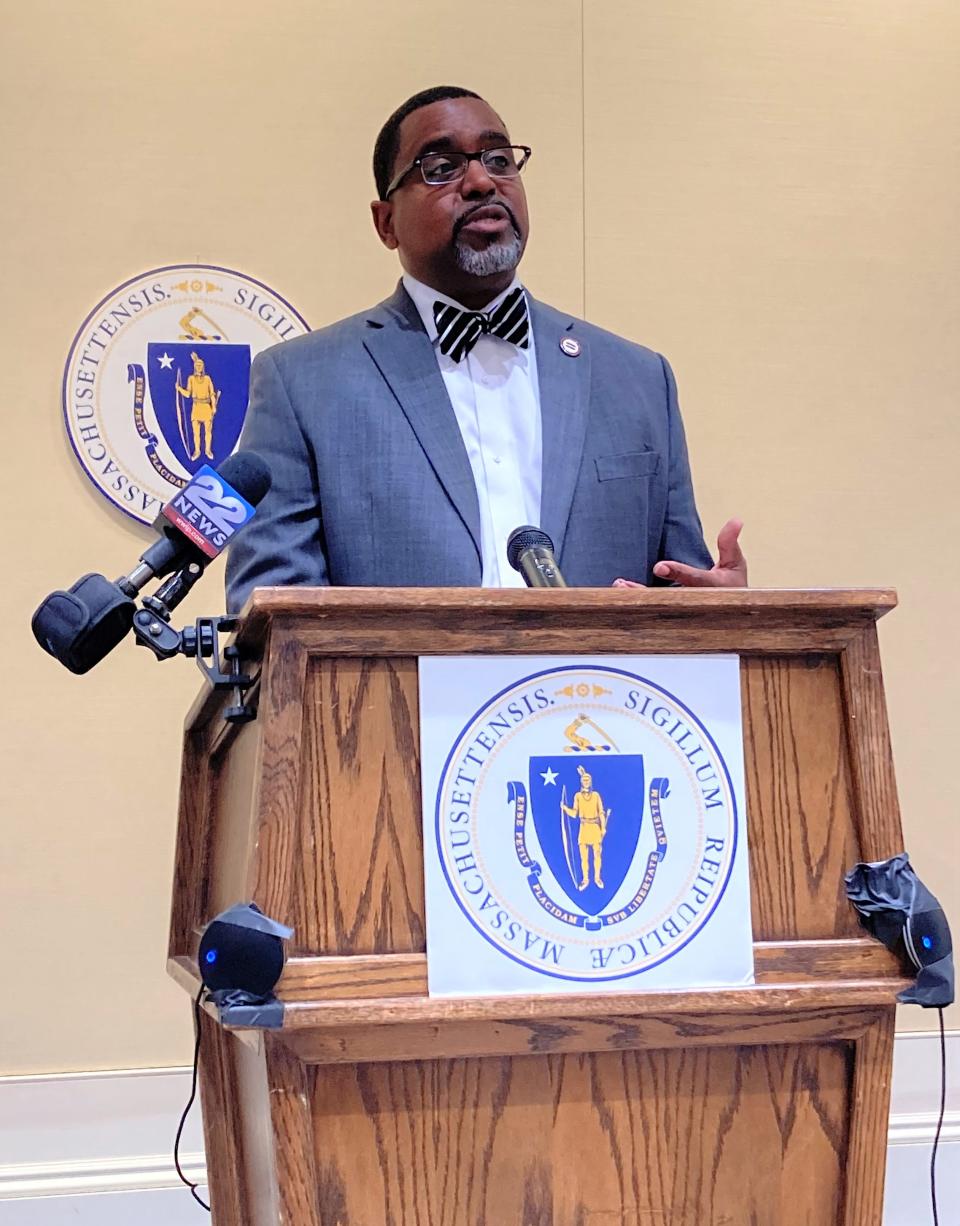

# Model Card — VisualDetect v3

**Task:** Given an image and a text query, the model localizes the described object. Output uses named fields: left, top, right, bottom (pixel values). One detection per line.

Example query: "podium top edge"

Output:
left=219, top=583, right=902, bottom=652
left=182, top=587, right=898, bottom=728
left=237, top=584, right=897, bottom=617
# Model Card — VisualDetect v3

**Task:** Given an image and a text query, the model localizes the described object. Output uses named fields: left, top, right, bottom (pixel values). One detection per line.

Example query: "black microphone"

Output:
left=32, top=451, right=272, bottom=674
left=119, top=451, right=273, bottom=597
left=506, top=525, right=568, bottom=588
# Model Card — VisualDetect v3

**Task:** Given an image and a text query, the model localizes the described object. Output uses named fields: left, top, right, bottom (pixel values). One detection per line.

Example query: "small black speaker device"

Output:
left=198, top=903, right=293, bottom=1020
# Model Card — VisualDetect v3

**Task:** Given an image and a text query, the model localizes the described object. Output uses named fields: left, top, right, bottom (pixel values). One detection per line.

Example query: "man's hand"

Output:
left=613, top=519, right=748, bottom=588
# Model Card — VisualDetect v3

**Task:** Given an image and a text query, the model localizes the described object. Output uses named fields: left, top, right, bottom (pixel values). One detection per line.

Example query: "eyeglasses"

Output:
left=384, top=145, right=532, bottom=199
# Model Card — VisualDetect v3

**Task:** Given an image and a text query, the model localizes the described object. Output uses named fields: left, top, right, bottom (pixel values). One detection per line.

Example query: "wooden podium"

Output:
left=168, top=588, right=910, bottom=1225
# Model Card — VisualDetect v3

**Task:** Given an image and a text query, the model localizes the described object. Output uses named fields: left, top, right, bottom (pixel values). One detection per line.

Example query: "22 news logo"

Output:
left=160, top=466, right=255, bottom=558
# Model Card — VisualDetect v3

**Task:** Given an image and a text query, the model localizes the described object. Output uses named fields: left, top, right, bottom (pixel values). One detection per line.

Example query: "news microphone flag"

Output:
left=160, top=464, right=256, bottom=559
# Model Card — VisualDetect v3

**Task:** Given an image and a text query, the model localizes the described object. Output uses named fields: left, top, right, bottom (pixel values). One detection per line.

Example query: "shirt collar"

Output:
left=402, top=273, right=524, bottom=344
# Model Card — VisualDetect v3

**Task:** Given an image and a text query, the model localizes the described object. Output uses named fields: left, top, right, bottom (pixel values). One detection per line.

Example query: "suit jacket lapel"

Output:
left=363, top=284, right=482, bottom=560
left=531, top=298, right=591, bottom=560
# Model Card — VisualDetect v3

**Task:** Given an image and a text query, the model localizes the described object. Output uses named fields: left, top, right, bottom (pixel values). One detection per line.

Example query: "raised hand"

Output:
left=613, top=519, right=748, bottom=588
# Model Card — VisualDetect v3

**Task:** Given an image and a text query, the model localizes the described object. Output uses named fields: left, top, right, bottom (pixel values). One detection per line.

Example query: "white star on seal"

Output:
left=540, top=767, right=559, bottom=786
left=157, top=352, right=174, bottom=369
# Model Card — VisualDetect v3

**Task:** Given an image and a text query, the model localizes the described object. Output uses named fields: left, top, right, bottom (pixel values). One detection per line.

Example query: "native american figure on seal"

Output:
left=561, top=765, right=611, bottom=890
left=175, top=352, right=221, bottom=461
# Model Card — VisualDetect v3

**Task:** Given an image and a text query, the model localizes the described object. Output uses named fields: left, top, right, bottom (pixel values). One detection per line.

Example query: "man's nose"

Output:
left=459, top=156, right=497, bottom=197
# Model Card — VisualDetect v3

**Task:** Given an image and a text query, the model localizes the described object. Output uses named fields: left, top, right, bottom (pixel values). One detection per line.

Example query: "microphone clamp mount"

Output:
left=132, top=609, right=257, bottom=723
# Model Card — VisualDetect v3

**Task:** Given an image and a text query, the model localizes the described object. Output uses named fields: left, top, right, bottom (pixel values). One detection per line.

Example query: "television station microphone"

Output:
left=119, top=450, right=272, bottom=598
left=125, top=451, right=271, bottom=616
left=506, top=526, right=568, bottom=588
left=32, top=451, right=271, bottom=675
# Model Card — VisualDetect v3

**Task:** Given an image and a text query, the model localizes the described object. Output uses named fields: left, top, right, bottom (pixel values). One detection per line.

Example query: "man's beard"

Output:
left=452, top=231, right=523, bottom=278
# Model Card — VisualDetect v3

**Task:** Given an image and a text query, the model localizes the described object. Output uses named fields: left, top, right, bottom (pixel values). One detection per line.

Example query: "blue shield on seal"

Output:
left=147, top=342, right=251, bottom=474
left=529, top=755, right=644, bottom=916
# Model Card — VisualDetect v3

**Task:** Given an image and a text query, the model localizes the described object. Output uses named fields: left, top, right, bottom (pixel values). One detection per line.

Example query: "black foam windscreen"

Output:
left=31, top=573, right=135, bottom=674
left=217, top=450, right=272, bottom=508
left=198, top=918, right=284, bottom=996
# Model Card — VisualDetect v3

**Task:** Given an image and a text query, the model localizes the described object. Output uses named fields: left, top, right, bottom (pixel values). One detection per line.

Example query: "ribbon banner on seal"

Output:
left=127, top=363, right=187, bottom=489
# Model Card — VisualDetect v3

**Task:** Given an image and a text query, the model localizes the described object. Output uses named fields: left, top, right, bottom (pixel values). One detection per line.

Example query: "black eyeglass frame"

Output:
left=384, top=145, right=532, bottom=199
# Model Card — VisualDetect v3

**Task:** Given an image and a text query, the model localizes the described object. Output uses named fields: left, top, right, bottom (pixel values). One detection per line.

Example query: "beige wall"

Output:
left=1, top=0, right=956, bottom=1073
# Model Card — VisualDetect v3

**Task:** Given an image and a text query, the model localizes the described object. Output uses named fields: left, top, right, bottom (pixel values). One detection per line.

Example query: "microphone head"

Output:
left=507, top=525, right=556, bottom=572
left=152, top=451, right=274, bottom=564
left=217, top=450, right=272, bottom=508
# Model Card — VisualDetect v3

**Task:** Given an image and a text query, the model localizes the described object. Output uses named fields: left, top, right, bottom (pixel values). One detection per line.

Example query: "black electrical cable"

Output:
left=173, top=986, right=211, bottom=1212
left=929, top=1005, right=947, bottom=1226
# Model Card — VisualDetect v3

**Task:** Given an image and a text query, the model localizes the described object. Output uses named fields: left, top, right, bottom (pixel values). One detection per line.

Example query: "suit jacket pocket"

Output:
left=594, top=450, right=661, bottom=481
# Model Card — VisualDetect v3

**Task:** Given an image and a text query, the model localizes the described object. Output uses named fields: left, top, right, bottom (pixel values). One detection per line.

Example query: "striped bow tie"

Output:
left=433, top=287, right=530, bottom=362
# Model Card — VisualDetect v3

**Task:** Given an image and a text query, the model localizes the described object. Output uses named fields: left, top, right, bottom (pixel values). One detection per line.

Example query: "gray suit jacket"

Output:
left=225, top=283, right=712, bottom=611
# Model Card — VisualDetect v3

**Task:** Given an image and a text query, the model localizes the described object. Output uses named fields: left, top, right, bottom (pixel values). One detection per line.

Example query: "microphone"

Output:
left=32, top=452, right=272, bottom=674
left=120, top=451, right=273, bottom=597
left=506, top=525, right=568, bottom=588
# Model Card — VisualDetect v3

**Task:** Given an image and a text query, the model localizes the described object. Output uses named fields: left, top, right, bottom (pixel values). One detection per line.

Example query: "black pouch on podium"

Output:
left=845, top=852, right=954, bottom=1008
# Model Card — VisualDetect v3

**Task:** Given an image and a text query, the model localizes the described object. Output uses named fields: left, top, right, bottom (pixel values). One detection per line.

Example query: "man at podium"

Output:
left=225, top=85, right=747, bottom=611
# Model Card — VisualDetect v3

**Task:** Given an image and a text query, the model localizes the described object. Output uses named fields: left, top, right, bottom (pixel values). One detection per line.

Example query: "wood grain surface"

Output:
left=198, top=1011, right=251, bottom=1226
left=843, top=1012, right=897, bottom=1224
left=262, top=1038, right=323, bottom=1226
left=170, top=950, right=907, bottom=1067
left=168, top=727, right=213, bottom=956
left=180, top=653, right=885, bottom=958
left=263, top=936, right=901, bottom=1004
left=305, top=1042, right=852, bottom=1225
left=166, top=590, right=906, bottom=1225
left=742, top=655, right=862, bottom=940
left=839, top=628, right=904, bottom=860
left=280, top=1003, right=887, bottom=1068
left=289, top=656, right=426, bottom=954
left=249, top=627, right=310, bottom=929
left=233, top=587, right=896, bottom=660
left=207, top=718, right=263, bottom=920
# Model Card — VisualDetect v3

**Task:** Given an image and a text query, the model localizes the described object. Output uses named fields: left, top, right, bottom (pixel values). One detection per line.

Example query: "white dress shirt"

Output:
left=402, top=273, right=542, bottom=587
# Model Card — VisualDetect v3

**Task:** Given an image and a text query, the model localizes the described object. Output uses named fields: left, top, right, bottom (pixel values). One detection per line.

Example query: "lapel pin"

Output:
left=560, top=337, right=581, bottom=357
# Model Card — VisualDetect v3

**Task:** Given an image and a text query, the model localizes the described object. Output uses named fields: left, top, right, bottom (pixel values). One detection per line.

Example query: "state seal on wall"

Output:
left=62, top=264, right=309, bottom=525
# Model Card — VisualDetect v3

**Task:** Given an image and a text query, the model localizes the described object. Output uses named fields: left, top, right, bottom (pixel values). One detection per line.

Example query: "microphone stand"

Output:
left=130, top=560, right=256, bottom=722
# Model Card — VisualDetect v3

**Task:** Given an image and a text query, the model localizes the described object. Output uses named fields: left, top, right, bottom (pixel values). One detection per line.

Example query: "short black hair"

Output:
left=373, top=85, right=483, bottom=200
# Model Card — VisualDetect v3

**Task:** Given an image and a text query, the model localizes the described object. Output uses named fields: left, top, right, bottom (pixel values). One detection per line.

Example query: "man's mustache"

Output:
left=452, top=201, right=522, bottom=241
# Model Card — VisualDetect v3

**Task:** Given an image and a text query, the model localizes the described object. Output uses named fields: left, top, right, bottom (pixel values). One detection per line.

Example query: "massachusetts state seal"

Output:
left=428, top=661, right=747, bottom=986
left=62, top=264, right=309, bottom=524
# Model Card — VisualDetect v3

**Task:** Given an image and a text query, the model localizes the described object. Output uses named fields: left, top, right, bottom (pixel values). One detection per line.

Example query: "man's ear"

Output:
left=370, top=200, right=398, bottom=251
